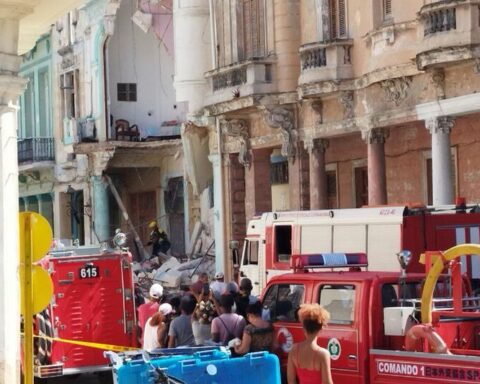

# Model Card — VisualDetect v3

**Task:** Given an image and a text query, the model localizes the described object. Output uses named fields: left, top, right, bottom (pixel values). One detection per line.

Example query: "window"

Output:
left=275, top=225, right=292, bottom=262
left=61, top=70, right=79, bottom=119
left=271, top=159, right=289, bottom=185
left=383, top=0, right=392, bottom=20
left=263, top=283, right=305, bottom=322
left=242, top=240, right=259, bottom=265
left=329, top=0, right=347, bottom=39
left=117, top=83, right=137, bottom=102
left=319, top=284, right=355, bottom=325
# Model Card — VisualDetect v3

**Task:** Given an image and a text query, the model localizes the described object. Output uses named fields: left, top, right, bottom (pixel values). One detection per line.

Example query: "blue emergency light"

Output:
left=291, top=253, right=368, bottom=271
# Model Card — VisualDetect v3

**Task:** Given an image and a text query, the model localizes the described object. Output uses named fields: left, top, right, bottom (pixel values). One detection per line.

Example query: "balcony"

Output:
left=18, top=138, right=55, bottom=165
left=417, top=0, right=480, bottom=69
left=204, top=58, right=277, bottom=107
left=298, top=39, right=354, bottom=96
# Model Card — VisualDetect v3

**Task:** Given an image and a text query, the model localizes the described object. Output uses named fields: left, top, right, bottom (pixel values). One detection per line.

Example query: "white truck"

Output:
left=240, top=205, right=480, bottom=295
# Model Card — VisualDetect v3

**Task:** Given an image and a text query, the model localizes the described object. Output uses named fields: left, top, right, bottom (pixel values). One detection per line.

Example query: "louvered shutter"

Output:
left=330, top=0, right=337, bottom=39
left=338, top=0, right=346, bottom=37
left=383, top=0, right=392, bottom=19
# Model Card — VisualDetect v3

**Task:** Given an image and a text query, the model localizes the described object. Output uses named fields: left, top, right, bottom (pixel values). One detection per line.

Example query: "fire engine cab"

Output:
left=241, top=205, right=480, bottom=296
left=33, top=241, right=137, bottom=379
left=262, top=244, right=480, bottom=384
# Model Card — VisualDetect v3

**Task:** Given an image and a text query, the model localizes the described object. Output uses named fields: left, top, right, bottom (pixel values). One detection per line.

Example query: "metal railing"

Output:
left=18, top=137, right=55, bottom=164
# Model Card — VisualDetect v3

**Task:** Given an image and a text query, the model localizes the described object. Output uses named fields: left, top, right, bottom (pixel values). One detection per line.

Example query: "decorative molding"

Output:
left=221, top=119, right=250, bottom=168
left=339, top=91, right=354, bottom=119
left=379, top=76, right=412, bottom=105
left=264, top=106, right=297, bottom=159
left=425, top=116, right=455, bottom=135
left=91, top=150, right=115, bottom=176
left=362, top=127, right=390, bottom=144
left=430, top=68, right=445, bottom=100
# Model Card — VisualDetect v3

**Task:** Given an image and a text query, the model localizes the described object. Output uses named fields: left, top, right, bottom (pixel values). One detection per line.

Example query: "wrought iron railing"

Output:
left=18, top=137, right=55, bottom=164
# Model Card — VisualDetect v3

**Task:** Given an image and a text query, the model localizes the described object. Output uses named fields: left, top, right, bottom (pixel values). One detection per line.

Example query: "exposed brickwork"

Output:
left=228, top=154, right=246, bottom=243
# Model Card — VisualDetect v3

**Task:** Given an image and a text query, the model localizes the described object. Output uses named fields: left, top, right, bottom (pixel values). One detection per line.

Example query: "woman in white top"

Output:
left=143, top=303, right=173, bottom=352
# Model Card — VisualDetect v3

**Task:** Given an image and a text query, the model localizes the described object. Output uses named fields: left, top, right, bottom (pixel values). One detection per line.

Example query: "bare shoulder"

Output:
left=314, top=346, right=331, bottom=360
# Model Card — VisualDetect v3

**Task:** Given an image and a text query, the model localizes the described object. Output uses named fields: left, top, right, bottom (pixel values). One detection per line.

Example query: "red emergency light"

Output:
left=291, top=253, right=368, bottom=272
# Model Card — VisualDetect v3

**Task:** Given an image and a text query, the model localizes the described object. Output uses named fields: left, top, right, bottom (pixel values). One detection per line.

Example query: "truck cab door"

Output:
left=240, top=239, right=261, bottom=296
left=314, top=283, right=366, bottom=384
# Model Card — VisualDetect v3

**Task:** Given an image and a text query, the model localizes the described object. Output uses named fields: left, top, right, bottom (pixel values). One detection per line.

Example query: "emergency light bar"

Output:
left=291, top=253, right=368, bottom=271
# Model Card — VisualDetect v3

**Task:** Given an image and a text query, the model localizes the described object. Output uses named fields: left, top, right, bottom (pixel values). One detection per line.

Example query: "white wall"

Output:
left=107, top=0, right=184, bottom=138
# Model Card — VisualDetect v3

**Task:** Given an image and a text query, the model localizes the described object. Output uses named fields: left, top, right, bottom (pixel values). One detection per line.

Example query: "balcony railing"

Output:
left=300, top=47, right=327, bottom=70
left=424, top=7, right=456, bottom=36
left=205, top=58, right=277, bottom=106
left=298, top=39, right=354, bottom=94
left=417, top=1, right=480, bottom=69
left=212, top=67, right=247, bottom=91
left=18, top=138, right=55, bottom=164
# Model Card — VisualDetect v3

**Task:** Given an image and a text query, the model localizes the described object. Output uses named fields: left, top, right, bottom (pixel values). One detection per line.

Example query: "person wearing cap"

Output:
left=137, top=283, right=164, bottom=338
left=143, top=303, right=174, bottom=351
left=210, top=272, right=227, bottom=301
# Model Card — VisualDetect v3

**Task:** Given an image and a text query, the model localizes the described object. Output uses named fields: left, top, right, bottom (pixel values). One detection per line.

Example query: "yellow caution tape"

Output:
left=28, top=334, right=139, bottom=352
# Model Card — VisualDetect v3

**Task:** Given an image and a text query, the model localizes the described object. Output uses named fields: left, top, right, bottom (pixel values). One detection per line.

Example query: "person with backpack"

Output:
left=211, top=294, right=245, bottom=345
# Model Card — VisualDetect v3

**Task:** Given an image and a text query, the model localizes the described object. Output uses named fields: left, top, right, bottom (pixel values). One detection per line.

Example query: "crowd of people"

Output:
left=136, top=272, right=333, bottom=384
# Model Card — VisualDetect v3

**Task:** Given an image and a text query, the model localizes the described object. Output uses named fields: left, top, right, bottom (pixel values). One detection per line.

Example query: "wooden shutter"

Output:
left=329, top=0, right=337, bottom=39
left=214, top=0, right=225, bottom=68
left=338, top=0, right=346, bottom=37
left=384, top=0, right=392, bottom=18
left=242, top=0, right=266, bottom=60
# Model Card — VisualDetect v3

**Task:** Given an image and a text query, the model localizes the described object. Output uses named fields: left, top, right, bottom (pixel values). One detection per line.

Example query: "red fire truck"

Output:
left=261, top=244, right=480, bottom=383
left=33, top=244, right=138, bottom=379
left=240, top=205, right=480, bottom=295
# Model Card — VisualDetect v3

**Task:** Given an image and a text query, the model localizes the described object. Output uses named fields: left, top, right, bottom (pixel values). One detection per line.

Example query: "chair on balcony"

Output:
left=115, top=119, right=140, bottom=141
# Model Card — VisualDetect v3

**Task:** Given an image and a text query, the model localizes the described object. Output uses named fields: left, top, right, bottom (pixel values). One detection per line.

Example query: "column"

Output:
left=426, top=116, right=455, bottom=205
left=209, top=153, right=225, bottom=276
left=245, top=148, right=272, bottom=222
left=173, top=0, right=211, bottom=113
left=365, top=128, right=389, bottom=206
left=306, top=138, right=329, bottom=210
left=0, top=5, right=31, bottom=383
left=92, top=175, right=110, bottom=243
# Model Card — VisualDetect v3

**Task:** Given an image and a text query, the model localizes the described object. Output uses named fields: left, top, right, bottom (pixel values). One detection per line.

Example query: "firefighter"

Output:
left=147, top=220, right=171, bottom=258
